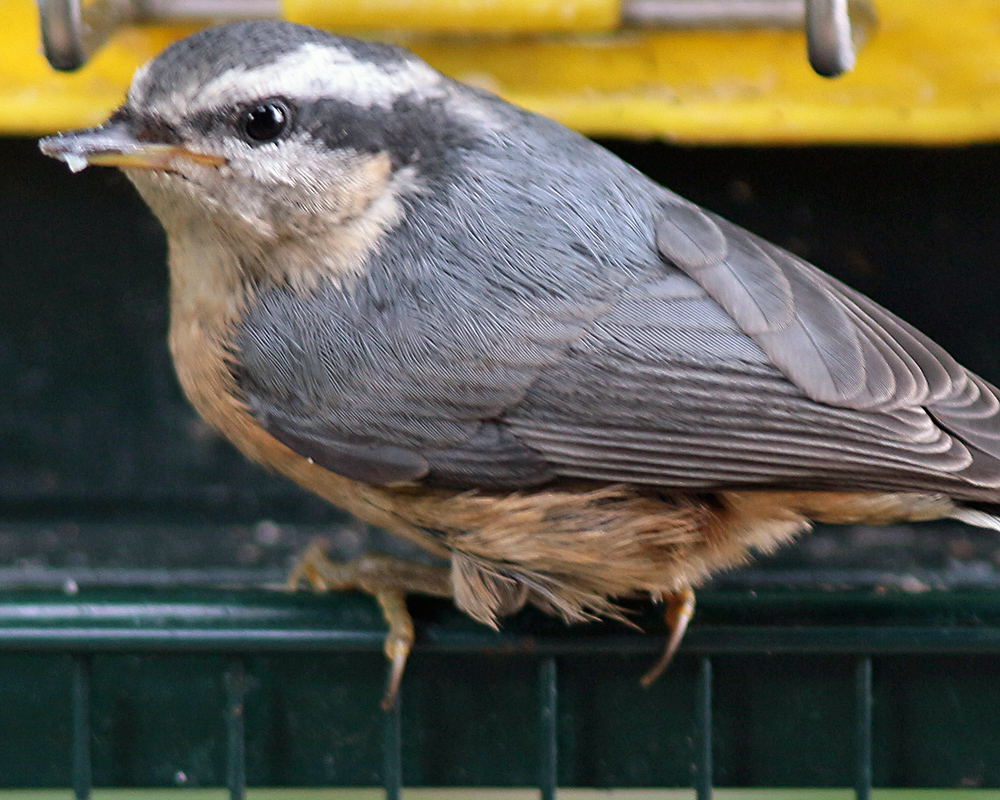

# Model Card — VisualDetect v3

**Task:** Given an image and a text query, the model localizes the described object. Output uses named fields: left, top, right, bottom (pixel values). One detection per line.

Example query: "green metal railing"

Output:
left=5, top=588, right=1000, bottom=797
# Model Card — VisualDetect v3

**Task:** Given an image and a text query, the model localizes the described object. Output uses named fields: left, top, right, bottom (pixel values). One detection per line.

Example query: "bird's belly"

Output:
left=376, top=484, right=956, bottom=626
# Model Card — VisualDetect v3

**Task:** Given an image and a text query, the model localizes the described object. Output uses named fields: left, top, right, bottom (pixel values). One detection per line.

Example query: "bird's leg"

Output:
left=640, top=587, right=696, bottom=688
left=287, top=540, right=452, bottom=710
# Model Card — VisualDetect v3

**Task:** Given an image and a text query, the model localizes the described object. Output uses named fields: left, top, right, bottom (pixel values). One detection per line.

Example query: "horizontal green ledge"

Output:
left=1, top=588, right=1000, bottom=655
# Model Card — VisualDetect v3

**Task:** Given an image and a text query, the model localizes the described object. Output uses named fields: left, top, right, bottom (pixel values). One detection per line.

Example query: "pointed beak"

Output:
left=39, top=117, right=226, bottom=173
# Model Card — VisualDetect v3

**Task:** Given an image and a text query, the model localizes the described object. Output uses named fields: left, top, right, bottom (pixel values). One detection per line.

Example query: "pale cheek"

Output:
left=208, top=147, right=395, bottom=239
left=304, top=153, right=395, bottom=226
left=236, top=146, right=304, bottom=188
left=126, top=171, right=199, bottom=228
left=258, top=173, right=360, bottom=235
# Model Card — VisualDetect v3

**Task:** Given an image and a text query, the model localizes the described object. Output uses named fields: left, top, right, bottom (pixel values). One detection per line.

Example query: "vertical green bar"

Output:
left=538, top=656, right=558, bottom=800
left=225, top=657, right=247, bottom=800
left=695, top=656, right=712, bottom=800
left=71, top=654, right=92, bottom=800
left=382, top=691, right=402, bottom=800
left=855, top=656, right=873, bottom=800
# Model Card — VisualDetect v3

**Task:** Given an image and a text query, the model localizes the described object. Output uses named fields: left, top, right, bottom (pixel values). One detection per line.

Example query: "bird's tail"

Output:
left=950, top=505, right=1000, bottom=532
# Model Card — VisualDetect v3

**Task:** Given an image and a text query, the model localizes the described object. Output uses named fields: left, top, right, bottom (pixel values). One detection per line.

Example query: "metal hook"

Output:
left=805, top=0, right=855, bottom=77
left=37, top=0, right=133, bottom=71
left=36, top=0, right=868, bottom=75
left=621, top=0, right=867, bottom=78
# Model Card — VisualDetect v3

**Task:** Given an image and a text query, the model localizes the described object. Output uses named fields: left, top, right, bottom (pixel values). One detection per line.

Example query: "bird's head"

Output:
left=40, top=22, right=485, bottom=270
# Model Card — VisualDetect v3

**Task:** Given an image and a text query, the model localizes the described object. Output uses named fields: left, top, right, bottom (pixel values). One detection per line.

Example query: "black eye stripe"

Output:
left=179, top=92, right=474, bottom=180
left=136, top=116, right=182, bottom=145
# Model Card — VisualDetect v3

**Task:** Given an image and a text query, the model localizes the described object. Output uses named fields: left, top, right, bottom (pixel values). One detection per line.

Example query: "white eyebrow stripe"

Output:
left=146, top=42, right=445, bottom=119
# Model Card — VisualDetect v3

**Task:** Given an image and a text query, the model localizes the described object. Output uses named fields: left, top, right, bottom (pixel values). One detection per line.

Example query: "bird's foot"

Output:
left=640, top=587, right=696, bottom=687
left=288, top=540, right=452, bottom=710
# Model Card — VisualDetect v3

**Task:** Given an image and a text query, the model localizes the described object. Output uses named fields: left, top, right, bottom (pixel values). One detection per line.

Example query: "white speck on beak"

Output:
left=63, top=153, right=89, bottom=173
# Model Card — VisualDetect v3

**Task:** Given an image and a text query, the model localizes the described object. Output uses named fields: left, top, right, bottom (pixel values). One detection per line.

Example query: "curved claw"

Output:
left=376, top=589, right=414, bottom=712
left=380, top=639, right=409, bottom=711
left=286, top=539, right=331, bottom=590
left=286, top=543, right=450, bottom=711
left=641, top=587, right=696, bottom=688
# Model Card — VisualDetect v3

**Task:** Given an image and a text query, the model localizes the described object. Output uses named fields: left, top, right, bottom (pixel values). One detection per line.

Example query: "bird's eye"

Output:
left=240, top=100, right=291, bottom=143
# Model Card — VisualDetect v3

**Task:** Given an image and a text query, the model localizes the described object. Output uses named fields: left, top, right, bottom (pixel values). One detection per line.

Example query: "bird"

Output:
left=40, top=20, right=1000, bottom=709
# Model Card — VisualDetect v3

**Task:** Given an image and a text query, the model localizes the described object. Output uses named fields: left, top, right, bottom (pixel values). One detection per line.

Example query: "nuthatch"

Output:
left=41, top=21, right=1000, bottom=708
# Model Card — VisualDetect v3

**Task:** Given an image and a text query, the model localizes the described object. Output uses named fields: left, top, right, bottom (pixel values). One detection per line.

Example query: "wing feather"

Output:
left=234, top=183, right=1000, bottom=501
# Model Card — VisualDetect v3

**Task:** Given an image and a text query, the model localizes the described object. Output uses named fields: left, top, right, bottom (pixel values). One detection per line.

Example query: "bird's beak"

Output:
left=39, top=118, right=226, bottom=173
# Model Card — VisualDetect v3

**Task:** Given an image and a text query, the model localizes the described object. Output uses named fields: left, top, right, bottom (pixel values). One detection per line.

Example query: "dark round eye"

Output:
left=240, top=100, right=290, bottom=143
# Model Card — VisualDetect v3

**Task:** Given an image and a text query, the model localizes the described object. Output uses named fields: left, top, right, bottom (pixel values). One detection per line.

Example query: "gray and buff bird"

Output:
left=41, top=21, right=1000, bottom=707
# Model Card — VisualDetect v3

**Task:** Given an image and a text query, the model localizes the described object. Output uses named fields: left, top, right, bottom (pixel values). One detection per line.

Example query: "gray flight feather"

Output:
left=653, top=201, right=728, bottom=271
left=230, top=54, right=1000, bottom=500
